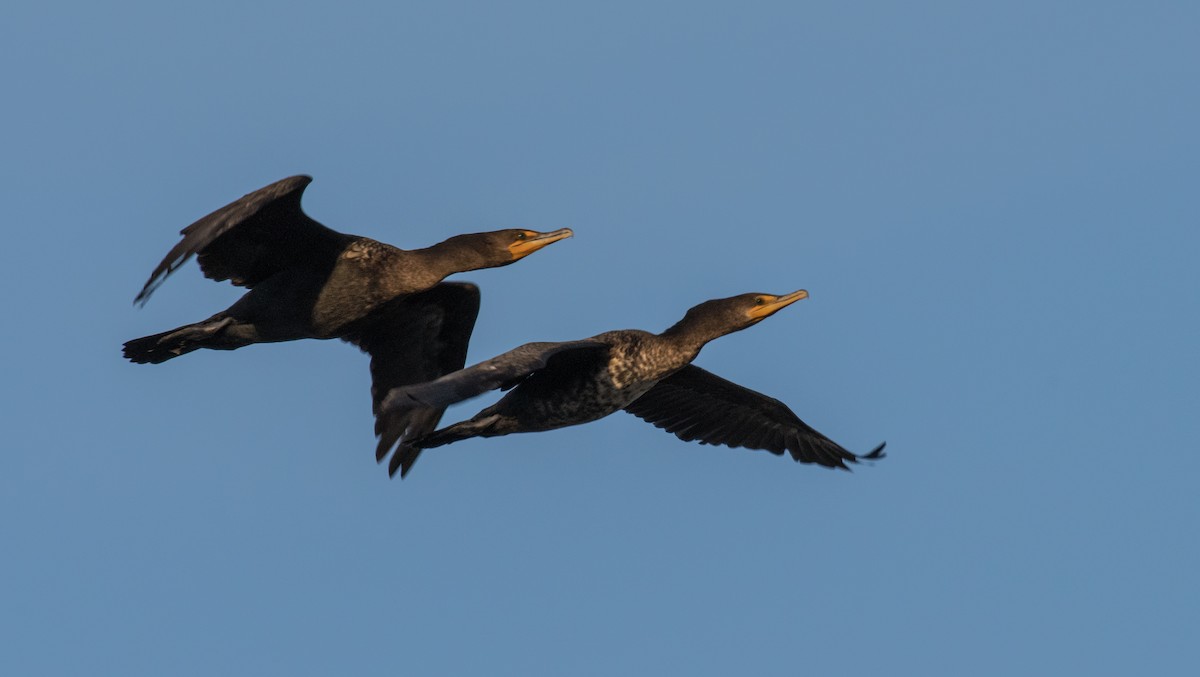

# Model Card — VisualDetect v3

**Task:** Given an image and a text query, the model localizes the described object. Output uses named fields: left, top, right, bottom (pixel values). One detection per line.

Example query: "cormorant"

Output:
left=124, top=175, right=572, bottom=476
left=376, top=291, right=885, bottom=475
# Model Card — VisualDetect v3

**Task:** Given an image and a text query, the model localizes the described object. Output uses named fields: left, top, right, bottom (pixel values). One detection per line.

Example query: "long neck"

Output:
left=658, top=312, right=731, bottom=360
left=361, top=244, right=466, bottom=298
left=405, top=237, right=494, bottom=281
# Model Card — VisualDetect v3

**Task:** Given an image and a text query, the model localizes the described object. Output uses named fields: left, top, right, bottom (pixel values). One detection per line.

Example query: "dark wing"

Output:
left=374, top=338, right=609, bottom=467
left=134, top=175, right=352, bottom=305
left=342, top=282, right=482, bottom=478
left=624, top=365, right=885, bottom=469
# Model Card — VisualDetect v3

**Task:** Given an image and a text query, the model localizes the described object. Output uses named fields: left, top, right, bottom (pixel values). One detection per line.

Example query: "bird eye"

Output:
left=755, top=297, right=765, bottom=305
left=515, top=232, right=527, bottom=240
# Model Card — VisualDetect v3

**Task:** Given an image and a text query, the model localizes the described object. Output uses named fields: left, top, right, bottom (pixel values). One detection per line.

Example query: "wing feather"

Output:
left=342, top=282, right=482, bottom=477
left=374, top=339, right=609, bottom=466
left=134, top=175, right=351, bottom=305
left=624, top=365, right=885, bottom=468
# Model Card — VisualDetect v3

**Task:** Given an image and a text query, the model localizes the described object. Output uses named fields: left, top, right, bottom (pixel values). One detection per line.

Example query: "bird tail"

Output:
left=123, top=326, right=200, bottom=364
left=122, top=314, right=234, bottom=364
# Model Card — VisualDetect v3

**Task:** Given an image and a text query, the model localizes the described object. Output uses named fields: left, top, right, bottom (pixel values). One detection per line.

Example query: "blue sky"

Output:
left=3, top=1, right=1198, bottom=675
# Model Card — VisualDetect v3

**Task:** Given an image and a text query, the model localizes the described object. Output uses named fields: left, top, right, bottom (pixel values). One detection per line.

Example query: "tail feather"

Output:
left=122, top=315, right=235, bottom=364
left=122, top=327, right=200, bottom=364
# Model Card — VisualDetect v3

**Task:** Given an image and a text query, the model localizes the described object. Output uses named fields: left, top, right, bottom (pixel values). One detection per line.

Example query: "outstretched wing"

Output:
left=374, top=338, right=608, bottom=467
left=624, top=365, right=885, bottom=469
left=342, top=282, right=482, bottom=478
left=134, top=175, right=352, bottom=305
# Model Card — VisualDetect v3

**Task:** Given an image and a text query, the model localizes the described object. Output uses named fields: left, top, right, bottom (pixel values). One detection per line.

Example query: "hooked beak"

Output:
left=509, top=228, right=574, bottom=259
left=747, top=289, right=808, bottom=320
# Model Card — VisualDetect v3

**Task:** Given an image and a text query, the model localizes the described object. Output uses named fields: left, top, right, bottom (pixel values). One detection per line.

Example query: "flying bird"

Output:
left=376, top=291, right=885, bottom=476
left=124, top=175, right=572, bottom=475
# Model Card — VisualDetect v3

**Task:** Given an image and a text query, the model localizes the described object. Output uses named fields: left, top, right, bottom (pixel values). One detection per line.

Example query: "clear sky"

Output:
left=3, top=1, right=1198, bottom=675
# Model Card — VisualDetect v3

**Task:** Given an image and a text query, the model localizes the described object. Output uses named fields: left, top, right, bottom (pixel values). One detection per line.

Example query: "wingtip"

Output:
left=391, top=445, right=421, bottom=479
left=862, top=442, right=887, bottom=461
left=388, top=448, right=407, bottom=478
left=379, top=441, right=403, bottom=478
left=132, top=282, right=156, bottom=307
left=376, top=428, right=419, bottom=479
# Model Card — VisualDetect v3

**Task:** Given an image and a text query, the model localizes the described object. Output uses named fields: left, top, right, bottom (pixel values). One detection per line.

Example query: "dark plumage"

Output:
left=124, top=175, right=572, bottom=476
left=377, top=291, right=885, bottom=474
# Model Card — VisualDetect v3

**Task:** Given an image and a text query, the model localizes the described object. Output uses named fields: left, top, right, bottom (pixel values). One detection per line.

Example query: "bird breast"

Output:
left=602, top=335, right=690, bottom=395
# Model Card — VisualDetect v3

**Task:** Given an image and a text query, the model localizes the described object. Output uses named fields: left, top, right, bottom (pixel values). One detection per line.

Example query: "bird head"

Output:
left=469, top=228, right=574, bottom=266
left=673, top=290, right=809, bottom=341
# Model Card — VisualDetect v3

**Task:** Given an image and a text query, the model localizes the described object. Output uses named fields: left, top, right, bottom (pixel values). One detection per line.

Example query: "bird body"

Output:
left=378, top=291, right=885, bottom=473
left=211, top=236, right=511, bottom=342
left=125, top=177, right=571, bottom=362
left=462, top=330, right=689, bottom=437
